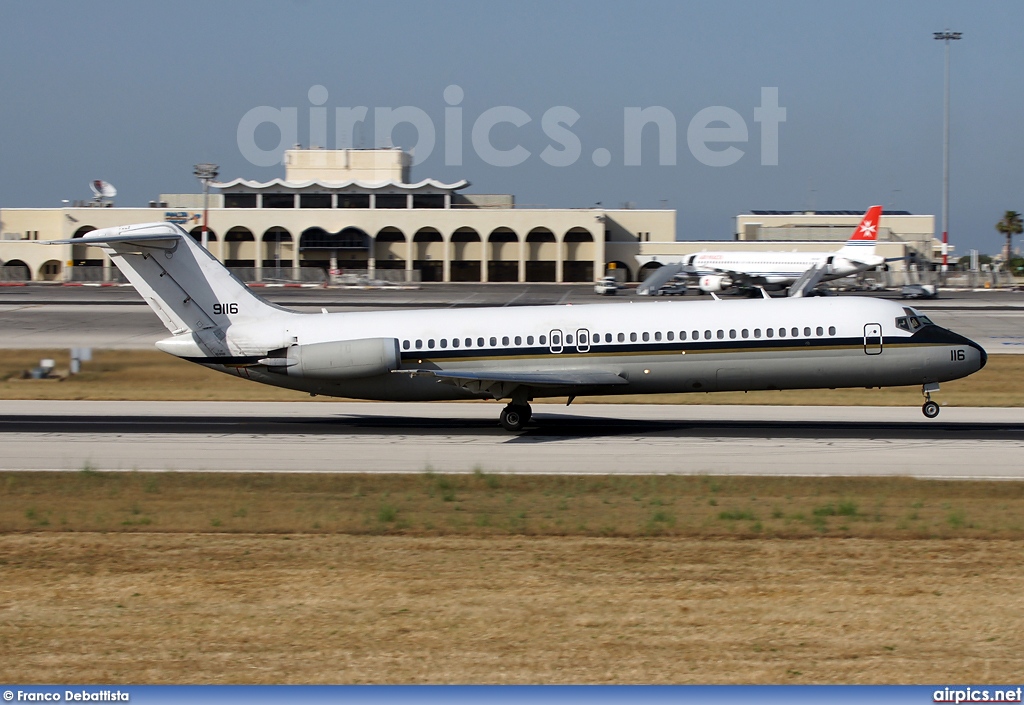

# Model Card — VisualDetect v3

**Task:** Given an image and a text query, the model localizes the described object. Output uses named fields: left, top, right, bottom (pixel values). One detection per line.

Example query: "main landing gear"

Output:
left=922, top=382, right=941, bottom=419
left=499, top=403, right=532, bottom=432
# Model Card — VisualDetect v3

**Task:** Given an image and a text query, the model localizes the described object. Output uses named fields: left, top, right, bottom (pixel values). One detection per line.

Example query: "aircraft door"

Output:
left=549, top=329, right=563, bottom=354
left=863, top=323, right=882, bottom=355
left=576, top=328, right=590, bottom=353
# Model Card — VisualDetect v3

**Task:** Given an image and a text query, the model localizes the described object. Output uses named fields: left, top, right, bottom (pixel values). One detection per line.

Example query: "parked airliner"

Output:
left=637, top=205, right=886, bottom=294
left=51, top=222, right=986, bottom=431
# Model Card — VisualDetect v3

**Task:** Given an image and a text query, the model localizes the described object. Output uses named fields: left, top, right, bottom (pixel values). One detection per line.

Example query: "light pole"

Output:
left=193, top=163, right=219, bottom=251
left=934, top=30, right=961, bottom=271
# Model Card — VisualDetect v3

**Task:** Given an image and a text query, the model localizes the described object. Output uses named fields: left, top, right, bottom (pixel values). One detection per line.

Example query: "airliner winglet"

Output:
left=47, top=222, right=986, bottom=430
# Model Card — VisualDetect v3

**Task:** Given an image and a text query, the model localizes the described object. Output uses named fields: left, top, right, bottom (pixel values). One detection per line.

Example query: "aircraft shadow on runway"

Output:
left=0, top=414, right=1020, bottom=442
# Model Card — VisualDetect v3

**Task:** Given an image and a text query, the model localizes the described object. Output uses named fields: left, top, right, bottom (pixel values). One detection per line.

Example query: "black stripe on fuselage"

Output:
left=181, top=355, right=265, bottom=366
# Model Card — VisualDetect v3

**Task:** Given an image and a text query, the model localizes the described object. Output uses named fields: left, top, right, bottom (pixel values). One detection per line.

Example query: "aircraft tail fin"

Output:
left=49, top=223, right=281, bottom=341
left=835, top=205, right=883, bottom=260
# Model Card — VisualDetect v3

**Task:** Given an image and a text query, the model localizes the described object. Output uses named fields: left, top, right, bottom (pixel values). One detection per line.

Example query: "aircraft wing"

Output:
left=698, top=265, right=769, bottom=287
left=396, top=368, right=628, bottom=397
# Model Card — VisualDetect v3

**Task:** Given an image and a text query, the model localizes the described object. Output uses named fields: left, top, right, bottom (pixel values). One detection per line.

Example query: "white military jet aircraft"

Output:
left=637, top=205, right=886, bottom=294
left=52, top=223, right=986, bottom=431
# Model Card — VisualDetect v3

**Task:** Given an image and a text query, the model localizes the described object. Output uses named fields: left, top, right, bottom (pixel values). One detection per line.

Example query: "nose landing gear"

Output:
left=922, top=382, right=941, bottom=418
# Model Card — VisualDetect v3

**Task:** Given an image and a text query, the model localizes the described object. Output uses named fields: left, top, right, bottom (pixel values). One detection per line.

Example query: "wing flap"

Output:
left=398, top=368, right=628, bottom=387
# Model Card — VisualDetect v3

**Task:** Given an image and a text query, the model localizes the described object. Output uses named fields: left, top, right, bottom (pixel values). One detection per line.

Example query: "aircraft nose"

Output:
left=975, top=341, right=988, bottom=370
left=955, top=330, right=987, bottom=370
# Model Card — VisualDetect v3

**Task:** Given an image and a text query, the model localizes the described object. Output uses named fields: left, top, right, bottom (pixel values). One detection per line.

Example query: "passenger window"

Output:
left=566, top=334, right=573, bottom=344
left=753, top=329, right=760, bottom=338
left=630, top=332, right=637, bottom=342
left=514, top=336, right=521, bottom=345
left=642, top=332, right=650, bottom=342
left=527, top=335, right=534, bottom=345
left=617, top=333, right=625, bottom=342
left=452, top=338, right=460, bottom=348
left=402, top=340, right=410, bottom=350
left=766, top=329, right=774, bottom=338
left=428, top=339, right=435, bottom=348
left=704, top=330, right=712, bottom=340
left=716, top=330, right=724, bottom=340
left=667, top=331, right=674, bottom=341
left=828, top=326, right=836, bottom=336
left=465, top=338, right=472, bottom=347
left=816, top=326, right=823, bottom=336
left=489, top=337, right=497, bottom=346
left=792, top=327, right=799, bottom=337
left=741, top=329, right=749, bottom=339
left=540, top=335, right=547, bottom=345
left=654, top=331, right=661, bottom=342
left=605, top=333, right=612, bottom=343
left=502, top=336, right=510, bottom=345
left=415, top=339, right=423, bottom=349
left=680, top=331, right=687, bottom=340
left=552, top=334, right=561, bottom=345
left=477, top=337, right=484, bottom=347
left=778, top=328, right=786, bottom=338
left=728, top=330, right=735, bottom=339
left=692, top=331, right=699, bottom=340
left=440, top=339, right=447, bottom=348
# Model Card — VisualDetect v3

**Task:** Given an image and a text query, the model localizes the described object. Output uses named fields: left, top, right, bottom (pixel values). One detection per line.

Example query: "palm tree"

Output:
left=996, top=210, right=1023, bottom=262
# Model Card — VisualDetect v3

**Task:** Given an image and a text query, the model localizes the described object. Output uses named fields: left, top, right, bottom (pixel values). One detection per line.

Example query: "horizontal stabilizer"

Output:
left=44, top=227, right=184, bottom=249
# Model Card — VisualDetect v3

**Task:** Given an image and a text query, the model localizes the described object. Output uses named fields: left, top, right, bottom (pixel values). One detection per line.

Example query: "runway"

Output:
left=2, top=400, right=1022, bottom=479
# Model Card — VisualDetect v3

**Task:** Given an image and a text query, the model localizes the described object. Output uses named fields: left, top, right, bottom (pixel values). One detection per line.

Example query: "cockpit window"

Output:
left=897, top=314, right=933, bottom=332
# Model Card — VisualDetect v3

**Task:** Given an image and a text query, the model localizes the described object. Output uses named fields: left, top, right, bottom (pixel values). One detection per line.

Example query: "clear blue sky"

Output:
left=1, top=0, right=1021, bottom=255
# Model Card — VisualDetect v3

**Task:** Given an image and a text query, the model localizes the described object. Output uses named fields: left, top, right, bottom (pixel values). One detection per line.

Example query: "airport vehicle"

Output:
left=900, top=283, right=938, bottom=299
left=51, top=223, right=987, bottom=430
left=594, top=276, right=620, bottom=296
left=636, top=205, right=886, bottom=294
left=652, top=277, right=690, bottom=296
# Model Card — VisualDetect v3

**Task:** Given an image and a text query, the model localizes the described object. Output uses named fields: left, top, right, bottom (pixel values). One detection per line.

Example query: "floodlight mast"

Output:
left=193, top=163, right=219, bottom=251
left=934, top=30, right=961, bottom=271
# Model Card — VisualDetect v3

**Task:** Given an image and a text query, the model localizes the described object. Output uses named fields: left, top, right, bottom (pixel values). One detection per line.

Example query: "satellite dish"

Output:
left=90, top=180, right=117, bottom=199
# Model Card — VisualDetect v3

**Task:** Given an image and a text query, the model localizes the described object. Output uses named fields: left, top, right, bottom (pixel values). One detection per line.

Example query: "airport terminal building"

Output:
left=0, top=149, right=672, bottom=284
left=1, top=148, right=939, bottom=284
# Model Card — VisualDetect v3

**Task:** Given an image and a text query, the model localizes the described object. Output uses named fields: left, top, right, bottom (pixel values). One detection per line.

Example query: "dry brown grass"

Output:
left=4, top=472, right=1024, bottom=539
left=4, top=474, right=1024, bottom=683
left=2, top=533, right=1022, bottom=684
left=1, top=349, right=1022, bottom=406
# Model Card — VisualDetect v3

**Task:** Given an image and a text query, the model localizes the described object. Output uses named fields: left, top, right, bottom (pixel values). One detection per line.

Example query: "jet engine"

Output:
left=698, top=274, right=733, bottom=292
left=263, top=338, right=400, bottom=379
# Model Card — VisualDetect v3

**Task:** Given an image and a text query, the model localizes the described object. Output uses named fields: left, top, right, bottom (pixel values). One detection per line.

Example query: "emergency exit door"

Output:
left=863, top=323, right=883, bottom=355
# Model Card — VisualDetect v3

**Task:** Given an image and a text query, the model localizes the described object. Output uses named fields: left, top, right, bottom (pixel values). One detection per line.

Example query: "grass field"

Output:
left=2, top=349, right=1022, bottom=406
left=4, top=472, right=1024, bottom=539
left=2, top=473, right=1024, bottom=684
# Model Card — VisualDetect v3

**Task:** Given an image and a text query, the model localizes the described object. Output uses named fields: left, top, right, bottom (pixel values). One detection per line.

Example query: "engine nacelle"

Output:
left=269, top=338, right=400, bottom=379
left=698, top=274, right=733, bottom=292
